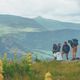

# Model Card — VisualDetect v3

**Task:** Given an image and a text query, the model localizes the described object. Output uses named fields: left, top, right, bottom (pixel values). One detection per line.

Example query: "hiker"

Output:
left=52, top=43, right=63, bottom=60
left=57, top=43, right=61, bottom=52
left=62, top=41, right=70, bottom=60
left=68, top=39, right=78, bottom=60
left=53, top=52, right=63, bottom=60
left=52, top=44, right=58, bottom=53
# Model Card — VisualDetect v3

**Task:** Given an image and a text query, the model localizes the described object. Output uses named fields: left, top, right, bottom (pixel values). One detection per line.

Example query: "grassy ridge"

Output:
left=2, top=59, right=80, bottom=80
left=32, top=61, right=80, bottom=80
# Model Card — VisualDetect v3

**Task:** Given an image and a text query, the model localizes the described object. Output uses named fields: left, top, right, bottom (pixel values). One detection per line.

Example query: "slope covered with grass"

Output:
left=2, top=59, right=80, bottom=80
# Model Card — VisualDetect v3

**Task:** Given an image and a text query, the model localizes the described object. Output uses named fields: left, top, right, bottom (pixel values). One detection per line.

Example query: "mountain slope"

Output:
left=0, top=15, right=80, bottom=59
left=0, top=29, right=80, bottom=53
left=35, top=16, right=80, bottom=30
left=0, top=14, right=46, bottom=31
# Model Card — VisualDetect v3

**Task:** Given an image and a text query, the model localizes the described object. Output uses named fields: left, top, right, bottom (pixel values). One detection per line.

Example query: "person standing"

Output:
left=52, top=44, right=58, bottom=53
left=68, top=39, right=78, bottom=60
left=52, top=43, right=63, bottom=60
left=62, top=41, right=70, bottom=60
left=53, top=52, right=63, bottom=60
left=57, top=43, right=61, bottom=52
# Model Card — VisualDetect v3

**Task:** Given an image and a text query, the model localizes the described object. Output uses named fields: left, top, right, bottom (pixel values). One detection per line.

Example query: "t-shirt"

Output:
left=53, top=52, right=63, bottom=60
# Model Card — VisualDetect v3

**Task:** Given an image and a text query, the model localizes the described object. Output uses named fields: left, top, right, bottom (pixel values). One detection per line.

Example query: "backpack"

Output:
left=68, top=40, right=73, bottom=47
left=72, top=39, right=78, bottom=46
left=62, top=44, right=70, bottom=53
left=53, top=44, right=58, bottom=53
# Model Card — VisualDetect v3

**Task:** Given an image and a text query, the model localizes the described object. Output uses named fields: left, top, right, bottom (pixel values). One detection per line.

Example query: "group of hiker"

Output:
left=52, top=39, right=79, bottom=60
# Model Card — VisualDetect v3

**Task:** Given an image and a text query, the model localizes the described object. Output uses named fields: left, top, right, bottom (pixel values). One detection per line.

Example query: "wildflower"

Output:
left=13, top=49, right=18, bottom=62
left=28, top=63, right=32, bottom=67
left=4, top=52, right=7, bottom=58
left=0, top=60, right=3, bottom=80
left=26, top=52, right=32, bottom=69
left=45, top=72, right=53, bottom=80
left=3, top=53, right=7, bottom=65
left=26, top=53, right=32, bottom=63
left=27, top=53, right=32, bottom=58
left=0, top=60, right=2, bottom=67
left=0, top=67, right=3, bottom=73
left=0, top=74, right=3, bottom=80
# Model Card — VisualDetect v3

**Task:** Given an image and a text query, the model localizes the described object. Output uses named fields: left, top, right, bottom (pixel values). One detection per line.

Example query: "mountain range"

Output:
left=35, top=16, right=80, bottom=30
left=0, top=14, right=80, bottom=60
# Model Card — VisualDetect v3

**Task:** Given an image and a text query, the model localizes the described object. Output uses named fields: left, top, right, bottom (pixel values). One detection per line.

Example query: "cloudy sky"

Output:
left=0, top=0, right=80, bottom=23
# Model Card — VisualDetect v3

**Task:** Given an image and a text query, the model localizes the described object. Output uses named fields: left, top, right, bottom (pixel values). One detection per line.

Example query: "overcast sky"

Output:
left=0, top=0, right=80, bottom=23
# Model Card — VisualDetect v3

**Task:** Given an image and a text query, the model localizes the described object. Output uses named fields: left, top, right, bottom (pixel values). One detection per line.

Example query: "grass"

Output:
left=32, top=60, right=80, bottom=80
left=1, top=54, right=80, bottom=80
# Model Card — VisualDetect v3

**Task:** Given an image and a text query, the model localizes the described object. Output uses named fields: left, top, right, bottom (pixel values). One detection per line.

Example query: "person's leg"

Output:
left=72, top=48, right=75, bottom=60
left=74, top=47, right=77, bottom=59
left=61, top=52, right=64, bottom=59
left=66, top=53, right=68, bottom=60
left=72, top=47, right=77, bottom=60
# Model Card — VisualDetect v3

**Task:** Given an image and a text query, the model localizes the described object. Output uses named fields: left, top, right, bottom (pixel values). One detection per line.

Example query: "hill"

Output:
left=2, top=59, right=80, bottom=80
left=35, top=16, right=80, bottom=30
left=32, top=60, right=80, bottom=80
left=0, top=14, right=46, bottom=32
left=0, top=15, right=80, bottom=59
left=0, top=29, right=80, bottom=59
left=0, top=15, right=80, bottom=32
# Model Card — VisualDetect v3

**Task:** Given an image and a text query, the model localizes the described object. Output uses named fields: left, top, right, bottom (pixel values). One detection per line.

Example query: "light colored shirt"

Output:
left=53, top=52, right=63, bottom=60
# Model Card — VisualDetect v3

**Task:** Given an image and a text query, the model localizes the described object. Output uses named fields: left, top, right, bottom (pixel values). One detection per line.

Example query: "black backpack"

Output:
left=68, top=40, right=73, bottom=47
left=53, top=44, right=58, bottom=53
left=72, top=39, right=78, bottom=46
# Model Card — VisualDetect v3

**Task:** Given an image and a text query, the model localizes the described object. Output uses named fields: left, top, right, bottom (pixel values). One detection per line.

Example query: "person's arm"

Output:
left=62, top=45, right=64, bottom=51
left=53, top=53, right=57, bottom=60
left=53, top=53, right=56, bottom=57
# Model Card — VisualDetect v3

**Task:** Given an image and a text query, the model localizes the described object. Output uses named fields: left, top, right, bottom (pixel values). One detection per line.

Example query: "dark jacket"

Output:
left=62, top=44, right=70, bottom=53
left=53, top=44, right=58, bottom=53
left=68, top=39, right=78, bottom=48
left=57, top=45, right=61, bottom=52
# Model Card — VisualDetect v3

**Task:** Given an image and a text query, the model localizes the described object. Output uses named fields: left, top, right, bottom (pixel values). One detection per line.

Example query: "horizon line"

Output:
left=0, top=13, right=80, bottom=24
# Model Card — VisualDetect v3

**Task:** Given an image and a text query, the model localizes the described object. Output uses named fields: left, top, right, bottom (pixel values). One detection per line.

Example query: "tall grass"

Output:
left=0, top=52, right=80, bottom=80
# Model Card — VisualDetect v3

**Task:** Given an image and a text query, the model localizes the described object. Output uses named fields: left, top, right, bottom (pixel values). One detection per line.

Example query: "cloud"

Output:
left=43, top=15, right=80, bottom=23
left=0, top=0, right=80, bottom=23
